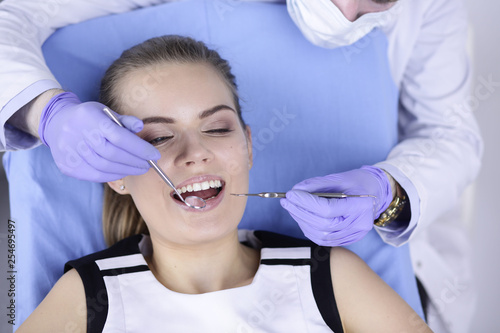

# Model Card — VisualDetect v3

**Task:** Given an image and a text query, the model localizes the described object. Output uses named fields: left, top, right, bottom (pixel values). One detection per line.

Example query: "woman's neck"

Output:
left=146, top=232, right=260, bottom=294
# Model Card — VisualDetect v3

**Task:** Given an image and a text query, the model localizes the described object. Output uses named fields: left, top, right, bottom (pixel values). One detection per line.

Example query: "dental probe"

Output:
left=231, top=192, right=376, bottom=199
left=102, top=107, right=206, bottom=209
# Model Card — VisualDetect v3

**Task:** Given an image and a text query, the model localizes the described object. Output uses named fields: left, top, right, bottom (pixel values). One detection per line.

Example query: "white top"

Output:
left=66, top=231, right=340, bottom=332
left=0, top=1, right=482, bottom=331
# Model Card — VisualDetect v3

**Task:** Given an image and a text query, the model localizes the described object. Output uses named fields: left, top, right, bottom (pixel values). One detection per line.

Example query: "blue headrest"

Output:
left=5, top=0, right=422, bottom=327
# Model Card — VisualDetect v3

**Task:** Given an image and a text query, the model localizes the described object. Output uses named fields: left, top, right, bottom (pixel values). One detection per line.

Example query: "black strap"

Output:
left=65, top=260, right=109, bottom=333
left=416, top=277, right=429, bottom=321
left=64, top=234, right=145, bottom=333
left=101, top=264, right=150, bottom=277
left=310, top=246, right=344, bottom=333
left=253, top=230, right=316, bottom=248
left=260, top=258, right=312, bottom=266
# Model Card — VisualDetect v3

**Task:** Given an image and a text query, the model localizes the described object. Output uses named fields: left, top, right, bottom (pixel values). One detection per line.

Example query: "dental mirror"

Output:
left=183, top=195, right=207, bottom=209
left=103, top=107, right=206, bottom=209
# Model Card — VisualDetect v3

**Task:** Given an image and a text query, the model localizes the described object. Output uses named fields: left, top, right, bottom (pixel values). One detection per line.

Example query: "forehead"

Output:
left=116, top=62, right=234, bottom=119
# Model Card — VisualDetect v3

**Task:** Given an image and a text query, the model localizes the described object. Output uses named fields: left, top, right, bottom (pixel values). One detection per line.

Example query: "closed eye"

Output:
left=148, top=136, right=173, bottom=146
left=204, top=128, right=233, bottom=135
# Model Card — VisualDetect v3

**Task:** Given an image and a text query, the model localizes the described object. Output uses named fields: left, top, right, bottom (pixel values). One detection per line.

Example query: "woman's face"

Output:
left=111, top=62, right=252, bottom=246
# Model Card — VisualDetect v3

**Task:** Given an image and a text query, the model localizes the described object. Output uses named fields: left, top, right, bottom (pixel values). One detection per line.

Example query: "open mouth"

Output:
left=173, top=179, right=224, bottom=203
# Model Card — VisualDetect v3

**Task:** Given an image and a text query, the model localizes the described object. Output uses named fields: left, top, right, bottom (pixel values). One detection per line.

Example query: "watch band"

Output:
left=374, top=189, right=407, bottom=227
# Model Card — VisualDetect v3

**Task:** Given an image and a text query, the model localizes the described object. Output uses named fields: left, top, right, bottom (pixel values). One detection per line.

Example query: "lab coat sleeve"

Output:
left=0, top=0, right=172, bottom=151
left=374, top=0, right=483, bottom=246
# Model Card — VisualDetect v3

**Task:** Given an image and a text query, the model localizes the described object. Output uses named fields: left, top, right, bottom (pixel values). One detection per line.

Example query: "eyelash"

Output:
left=204, top=128, right=233, bottom=135
left=148, top=136, right=173, bottom=146
left=147, top=128, right=233, bottom=146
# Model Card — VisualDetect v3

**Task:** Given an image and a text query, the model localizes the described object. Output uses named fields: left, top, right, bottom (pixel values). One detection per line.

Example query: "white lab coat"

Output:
left=0, top=0, right=483, bottom=332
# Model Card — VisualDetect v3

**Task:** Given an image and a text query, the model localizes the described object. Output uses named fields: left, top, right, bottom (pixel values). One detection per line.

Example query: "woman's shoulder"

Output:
left=329, top=246, right=376, bottom=289
left=17, top=268, right=86, bottom=332
left=329, top=247, right=432, bottom=332
left=329, top=246, right=362, bottom=266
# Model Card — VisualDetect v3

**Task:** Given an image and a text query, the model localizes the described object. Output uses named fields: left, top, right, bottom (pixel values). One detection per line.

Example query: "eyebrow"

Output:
left=199, top=104, right=235, bottom=119
left=142, top=104, right=236, bottom=125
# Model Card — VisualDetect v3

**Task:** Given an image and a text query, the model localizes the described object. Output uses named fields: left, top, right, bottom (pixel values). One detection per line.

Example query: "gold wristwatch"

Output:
left=374, top=186, right=407, bottom=227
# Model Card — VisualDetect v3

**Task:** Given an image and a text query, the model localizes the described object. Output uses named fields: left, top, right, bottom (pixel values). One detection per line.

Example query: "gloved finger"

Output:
left=281, top=200, right=335, bottom=239
left=315, top=215, right=371, bottom=244
left=298, top=219, right=354, bottom=247
left=291, top=203, right=361, bottom=234
left=78, top=146, right=151, bottom=176
left=292, top=175, right=344, bottom=192
left=280, top=196, right=330, bottom=224
left=285, top=203, right=372, bottom=247
left=285, top=209, right=330, bottom=245
left=63, top=140, right=150, bottom=176
left=101, top=122, right=161, bottom=161
left=282, top=192, right=375, bottom=231
left=90, top=138, right=152, bottom=169
left=281, top=200, right=349, bottom=241
left=285, top=190, right=373, bottom=218
left=98, top=106, right=143, bottom=133
left=55, top=156, right=146, bottom=183
left=291, top=176, right=320, bottom=191
left=116, top=113, right=144, bottom=133
left=326, top=228, right=371, bottom=246
left=324, top=232, right=366, bottom=247
left=286, top=208, right=329, bottom=232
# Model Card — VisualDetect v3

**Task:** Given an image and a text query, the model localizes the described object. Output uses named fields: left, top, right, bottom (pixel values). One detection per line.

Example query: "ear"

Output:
left=107, top=179, right=130, bottom=195
left=245, top=125, right=253, bottom=169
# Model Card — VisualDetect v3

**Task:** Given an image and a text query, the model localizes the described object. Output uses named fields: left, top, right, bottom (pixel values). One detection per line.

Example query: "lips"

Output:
left=171, top=177, right=225, bottom=205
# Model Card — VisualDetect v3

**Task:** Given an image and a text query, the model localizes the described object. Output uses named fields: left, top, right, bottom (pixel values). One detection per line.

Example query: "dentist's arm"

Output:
left=0, top=0, right=169, bottom=150
left=8, top=89, right=162, bottom=182
left=0, top=0, right=169, bottom=181
left=281, top=0, right=482, bottom=248
left=374, top=0, right=483, bottom=245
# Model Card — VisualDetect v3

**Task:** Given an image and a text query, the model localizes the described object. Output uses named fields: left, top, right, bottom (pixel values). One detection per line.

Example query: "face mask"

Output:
left=287, top=0, right=402, bottom=49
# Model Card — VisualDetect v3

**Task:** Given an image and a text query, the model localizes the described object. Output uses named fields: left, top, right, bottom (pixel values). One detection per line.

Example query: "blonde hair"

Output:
left=102, top=185, right=148, bottom=246
left=100, top=35, right=244, bottom=246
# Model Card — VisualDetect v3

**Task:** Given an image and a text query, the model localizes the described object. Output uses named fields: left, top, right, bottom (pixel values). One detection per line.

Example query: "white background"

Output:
left=466, top=0, right=500, bottom=330
left=0, top=0, right=499, bottom=331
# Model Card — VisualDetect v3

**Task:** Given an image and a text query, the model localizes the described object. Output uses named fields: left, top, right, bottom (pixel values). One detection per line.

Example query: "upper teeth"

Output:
left=177, top=180, right=222, bottom=194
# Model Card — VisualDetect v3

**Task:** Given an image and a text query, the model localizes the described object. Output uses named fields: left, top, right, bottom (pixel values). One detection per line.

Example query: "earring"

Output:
left=120, top=185, right=125, bottom=191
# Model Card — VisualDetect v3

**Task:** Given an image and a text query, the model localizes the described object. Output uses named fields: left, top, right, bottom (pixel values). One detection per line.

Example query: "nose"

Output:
left=174, top=133, right=214, bottom=167
left=331, top=0, right=360, bottom=22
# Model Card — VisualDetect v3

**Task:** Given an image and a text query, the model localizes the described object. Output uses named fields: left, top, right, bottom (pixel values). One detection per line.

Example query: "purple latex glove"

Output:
left=280, top=166, right=393, bottom=246
left=38, top=92, right=160, bottom=182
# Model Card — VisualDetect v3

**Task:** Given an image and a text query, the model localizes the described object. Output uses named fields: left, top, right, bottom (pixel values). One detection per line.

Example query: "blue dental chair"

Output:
left=3, top=0, right=423, bottom=329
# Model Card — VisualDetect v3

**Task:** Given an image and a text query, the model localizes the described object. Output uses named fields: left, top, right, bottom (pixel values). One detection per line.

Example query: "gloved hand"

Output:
left=38, top=91, right=160, bottom=182
left=280, top=166, right=393, bottom=246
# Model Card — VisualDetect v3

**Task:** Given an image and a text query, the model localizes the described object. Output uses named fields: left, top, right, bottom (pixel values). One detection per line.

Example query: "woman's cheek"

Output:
left=222, top=143, right=250, bottom=176
left=129, top=171, right=163, bottom=199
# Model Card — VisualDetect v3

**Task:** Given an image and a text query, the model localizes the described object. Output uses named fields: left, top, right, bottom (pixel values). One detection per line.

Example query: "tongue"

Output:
left=181, top=188, right=219, bottom=201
